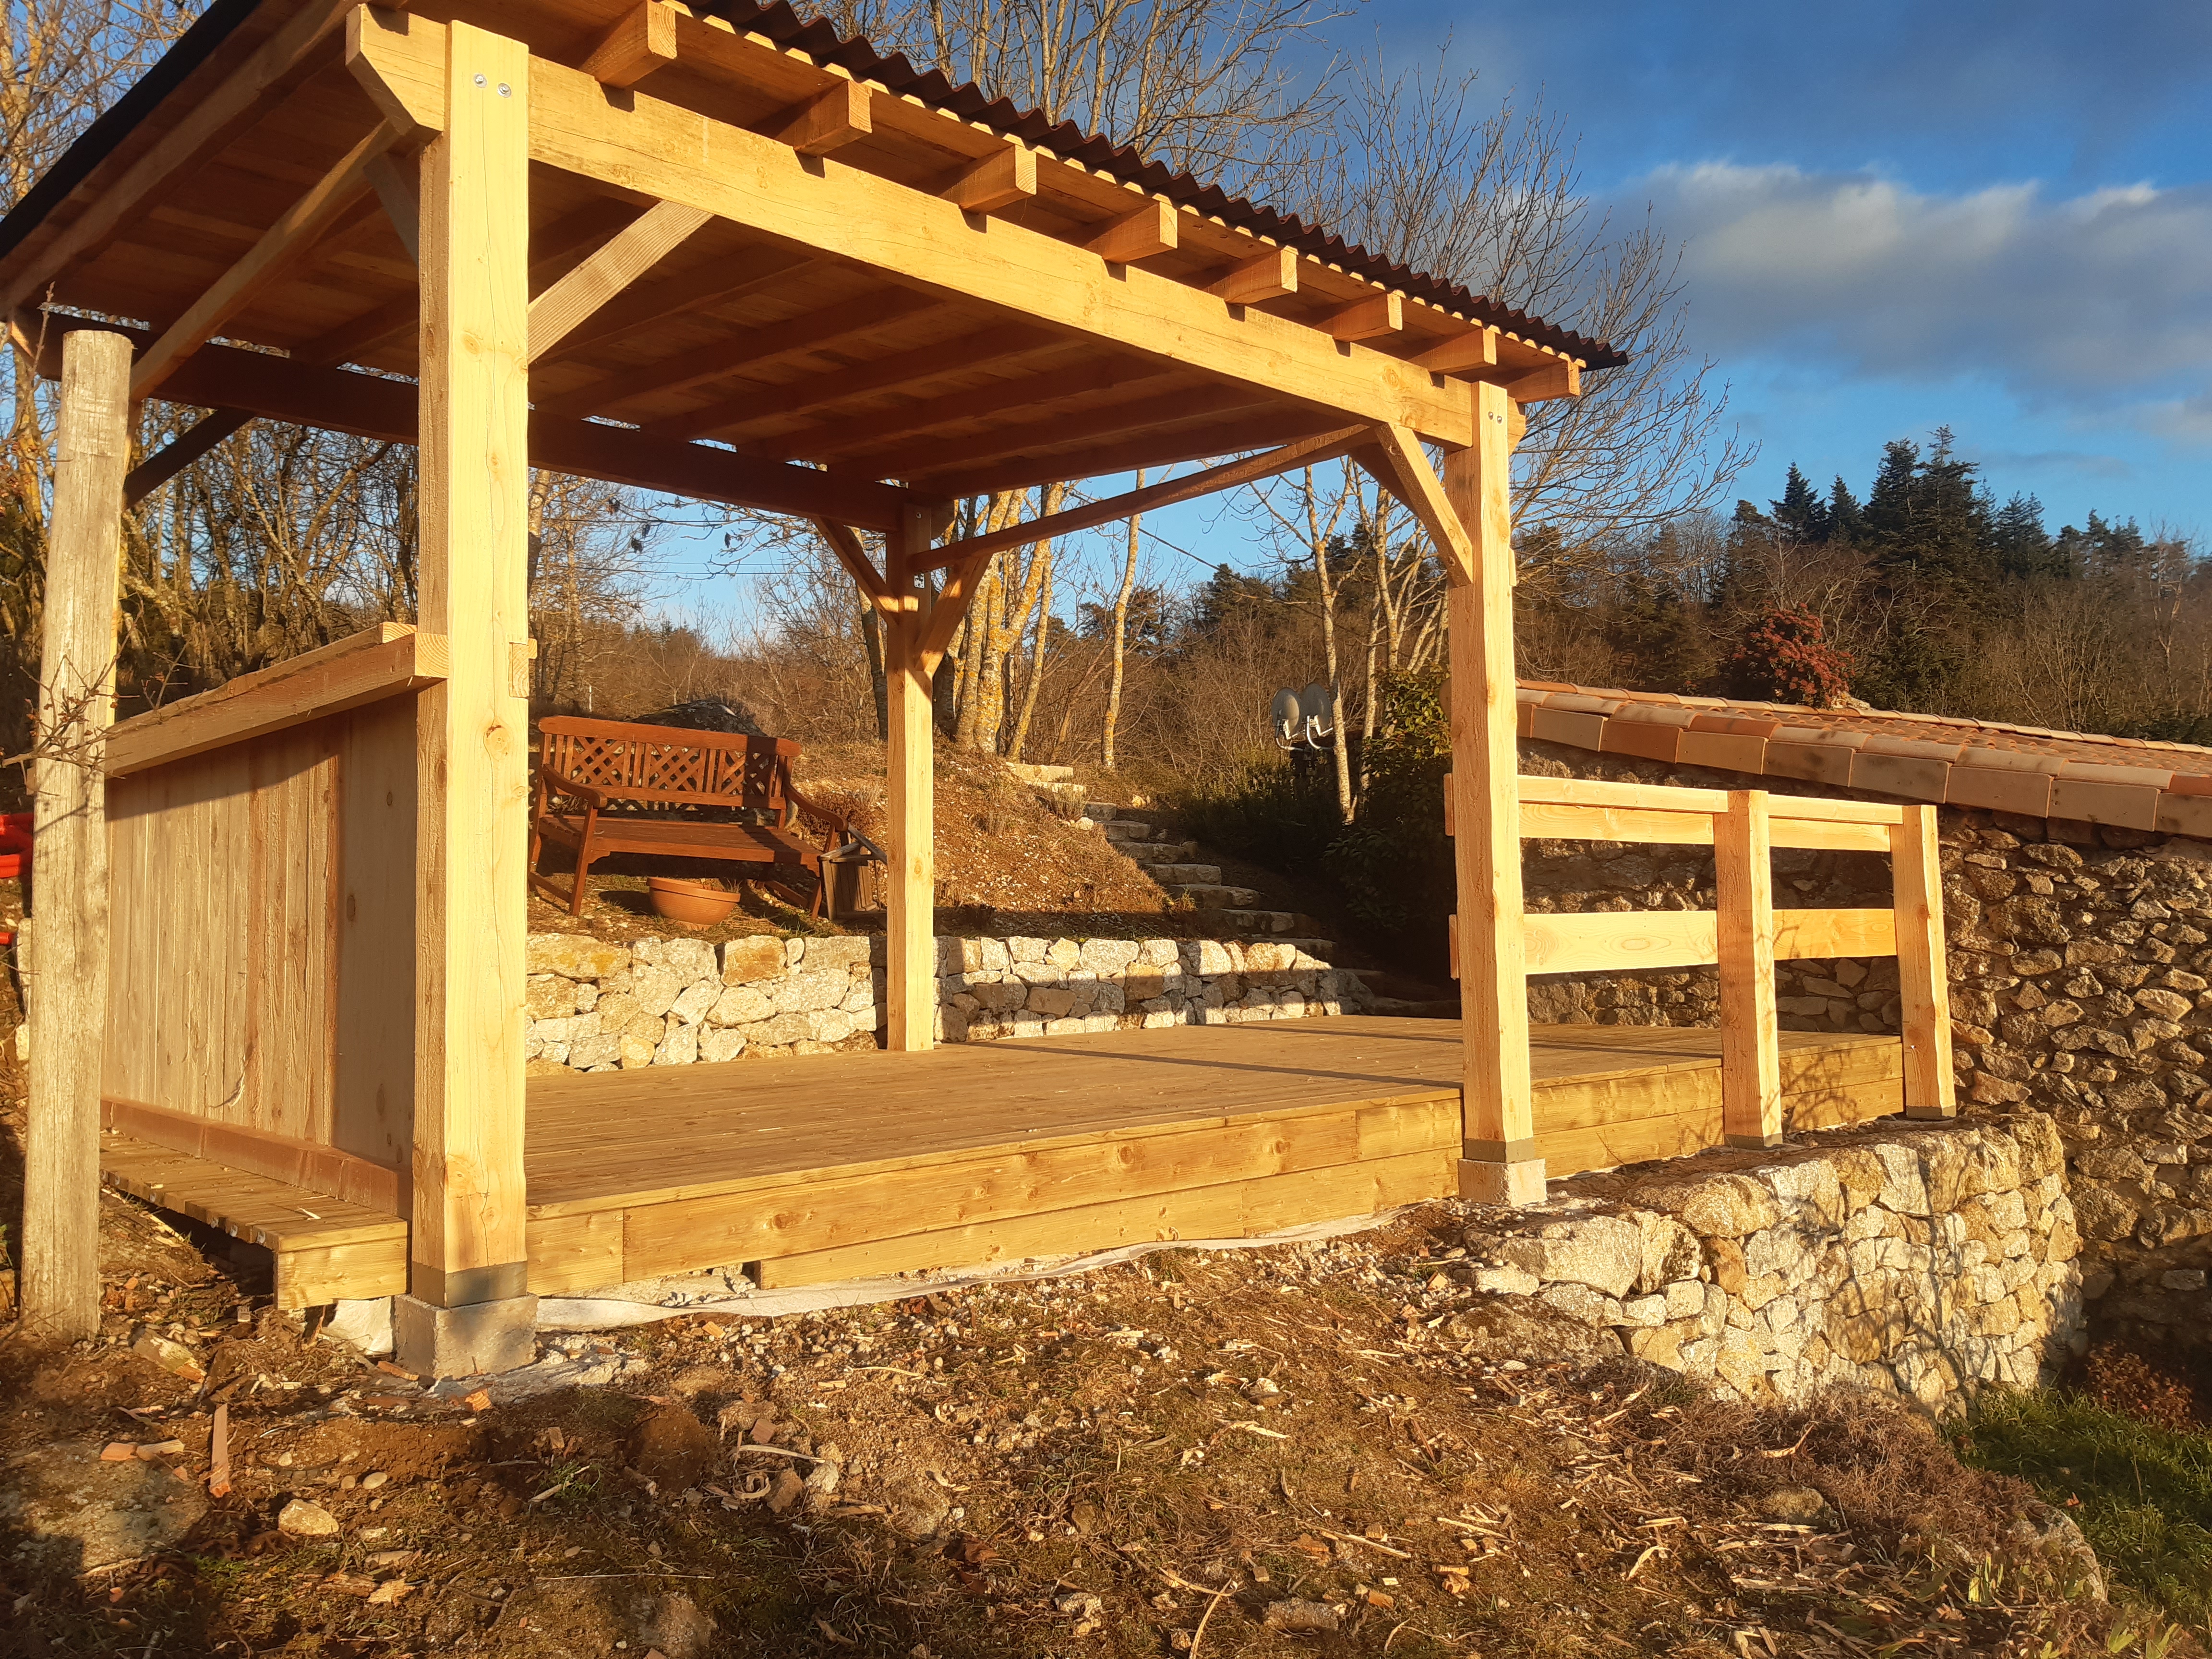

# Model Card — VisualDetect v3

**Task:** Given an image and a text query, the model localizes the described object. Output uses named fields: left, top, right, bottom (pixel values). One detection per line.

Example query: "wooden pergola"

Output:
left=11, top=0, right=1930, bottom=1374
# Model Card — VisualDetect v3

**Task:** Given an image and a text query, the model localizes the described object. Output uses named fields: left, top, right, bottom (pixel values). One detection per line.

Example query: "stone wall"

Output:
left=1518, top=733, right=2212, bottom=1360
left=1454, top=1115, right=2084, bottom=1407
left=525, top=931, right=1369, bottom=1073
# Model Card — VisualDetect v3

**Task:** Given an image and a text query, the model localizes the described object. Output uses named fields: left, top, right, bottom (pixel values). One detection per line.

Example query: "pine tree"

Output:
left=1824, top=477, right=1864, bottom=545
left=1771, top=464, right=1826, bottom=541
left=1992, top=493, right=2061, bottom=580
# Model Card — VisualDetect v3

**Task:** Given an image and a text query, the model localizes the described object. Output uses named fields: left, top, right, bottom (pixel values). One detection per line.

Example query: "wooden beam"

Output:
left=770, top=78, right=871, bottom=156
left=1357, top=422, right=1475, bottom=586
left=813, top=517, right=890, bottom=603
left=854, top=381, right=1276, bottom=481
left=541, top=246, right=817, bottom=364
left=1507, top=358, right=1581, bottom=403
left=912, top=425, right=1367, bottom=578
left=1208, top=246, right=1298, bottom=304
left=130, top=121, right=401, bottom=401
left=409, top=19, right=533, bottom=1316
left=344, top=6, right=1474, bottom=446
left=657, top=323, right=1058, bottom=441
left=527, top=201, right=713, bottom=363
left=884, top=511, right=937, bottom=1052
left=1087, top=200, right=1178, bottom=264
left=580, top=0, right=677, bottom=87
left=1891, top=805, right=1956, bottom=1118
left=124, top=409, right=252, bottom=506
left=532, top=288, right=938, bottom=420
left=777, top=358, right=1176, bottom=462
left=1442, top=378, right=1538, bottom=1204
left=941, top=144, right=1036, bottom=214
left=1323, top=290, right=1403, bottom=342
left=0, top=0, right=362, bottom=318
left=1715, top=790, right=1783, bottom=1149
left=105, top=624, right=447, bottom=776
left=362, top=149, right=421, bottom=262
left=20, top=327, right=130, bottom=1340
left=45, top=324, right=932, bottom=529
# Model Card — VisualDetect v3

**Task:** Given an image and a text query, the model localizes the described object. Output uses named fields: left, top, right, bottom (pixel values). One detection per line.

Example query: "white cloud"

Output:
left=1636, top=162, right=2212, bottom=433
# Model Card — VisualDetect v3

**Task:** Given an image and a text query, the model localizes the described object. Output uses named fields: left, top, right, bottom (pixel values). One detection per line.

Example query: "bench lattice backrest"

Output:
left=538, top=716, right=800, bottom=814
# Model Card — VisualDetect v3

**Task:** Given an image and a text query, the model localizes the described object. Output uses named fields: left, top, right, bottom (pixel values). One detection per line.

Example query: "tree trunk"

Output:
left=1008, top=545, right=1053, bottom=761
left=1102, top=470, right=1143, bottom=771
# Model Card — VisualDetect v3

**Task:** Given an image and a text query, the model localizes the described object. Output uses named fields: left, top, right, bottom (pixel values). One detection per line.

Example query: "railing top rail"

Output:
left=1514, top=774, right=1905, bottom=825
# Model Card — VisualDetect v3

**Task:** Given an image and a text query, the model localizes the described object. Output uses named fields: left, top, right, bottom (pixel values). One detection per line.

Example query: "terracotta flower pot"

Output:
left=647, top=877, right=739, bottom=926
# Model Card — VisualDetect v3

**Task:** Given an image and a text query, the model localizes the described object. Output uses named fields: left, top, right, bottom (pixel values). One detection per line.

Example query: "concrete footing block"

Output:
left=1457, top=1157, right=1548, bottom=1206
left=392, top=1293, right=539, bottom=1378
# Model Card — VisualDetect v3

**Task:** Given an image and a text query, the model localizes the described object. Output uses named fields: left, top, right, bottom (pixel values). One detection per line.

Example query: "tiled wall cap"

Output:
left=1610, top=704, right=1695, bottom=727
left=2057, top=760, right=2176, bottom=790
left=2165, top=773, right=2212, bottom=798
left=1807, top=729, right=1870, bottom=749
left=1862, top=734, right=1964, bottom=762
left=1515, top=686, right=1548, bottom=706
left=1546, top=693, right=1617, bottom=714
left=1959, top=745, right=2062, bottom=774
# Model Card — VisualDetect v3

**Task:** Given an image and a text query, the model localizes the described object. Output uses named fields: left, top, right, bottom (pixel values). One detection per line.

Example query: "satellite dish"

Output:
left=1270, top=687, right=1302, bottom=743
left=1300, top=683, right=1335, bottom=739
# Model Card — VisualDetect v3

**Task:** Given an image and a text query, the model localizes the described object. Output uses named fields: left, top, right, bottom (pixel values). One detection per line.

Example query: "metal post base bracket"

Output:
left=393, top=1292, right=540, bottom=1378
left=1457, top=1157, right=1547, bottom=1207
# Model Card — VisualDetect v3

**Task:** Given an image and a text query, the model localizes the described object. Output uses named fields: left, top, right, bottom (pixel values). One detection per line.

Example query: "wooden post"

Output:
left=1442, top=379, right=1540, bottom=1206
left=1892, top=804, right=1956, bottom=1118
left=397, top=20, right=536, bottom=1373
left=1716, top=788, right=1782, bottom=1148
left=20, top=327, right=130, bottom=1339
left=885, top=508, right=937, bottom=1052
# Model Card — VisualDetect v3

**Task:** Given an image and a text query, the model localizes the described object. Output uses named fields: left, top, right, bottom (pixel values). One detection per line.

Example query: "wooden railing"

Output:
left=1454, top=775, right=1954, bottom=1147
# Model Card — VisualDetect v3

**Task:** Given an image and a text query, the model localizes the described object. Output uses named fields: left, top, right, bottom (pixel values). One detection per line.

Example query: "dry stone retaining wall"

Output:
left=524, top=932, right=1369, bottom=1072
left=1455, top=1116, right=2085, bottom=1408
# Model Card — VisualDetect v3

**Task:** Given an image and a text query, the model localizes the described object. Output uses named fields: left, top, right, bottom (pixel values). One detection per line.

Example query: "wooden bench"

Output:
left=530, top=716, right=874, bottom=917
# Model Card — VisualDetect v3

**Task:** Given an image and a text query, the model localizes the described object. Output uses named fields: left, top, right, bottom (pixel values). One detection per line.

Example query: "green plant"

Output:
left=1169, top=756, right=1340, bottom=878
left=1954, top=1388, right=2212, bottom=1626
left=1324, top=671, right=1454, bottom=974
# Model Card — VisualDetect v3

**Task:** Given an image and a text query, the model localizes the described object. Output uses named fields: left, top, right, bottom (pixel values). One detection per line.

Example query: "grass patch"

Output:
left=1954, top=1386, right=2212, bottom=1628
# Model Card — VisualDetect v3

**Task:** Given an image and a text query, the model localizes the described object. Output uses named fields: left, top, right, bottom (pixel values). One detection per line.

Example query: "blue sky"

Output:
left=664, top=0, right=2212, bottom=628
left=1383, top=0, right=2212, bottom=534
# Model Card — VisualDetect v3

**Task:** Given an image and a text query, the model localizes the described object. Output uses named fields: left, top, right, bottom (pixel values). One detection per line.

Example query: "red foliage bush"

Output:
left=1720, top=605, right=1855, bottom=707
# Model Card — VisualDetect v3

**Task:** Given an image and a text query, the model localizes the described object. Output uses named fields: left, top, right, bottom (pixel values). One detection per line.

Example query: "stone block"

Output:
left=393, top=1293, right=539, bottom=1378
left=659, top=938, right=718, bottom=981
left=1535, top=1214, right=1643, bottom=1298
left=1618, top=1294, right=1668, bottom=1328
left=1538, top=1281, right=1623, bottom=1327
left=1873, top=1144, right=1929, bottom=1214
left=808, top=936, right=875, bottom=972
left=698, top=1028, right=745, bottom=1064
left=668, top=980, right=718, bottom=1027
left=526, top=974, right=581, bottom=1019
left=1080, top=938, right=1141, bottom=974
left=1046, top=938, right=1082, bottom=969
left=529, top=935, right=632, bottom=980
left=721, top=936, right=788, bottom=985
left=708, top=984, right=774, bottom=1027
left=1641, top=1175, right=1782, bottom=1237
left=773, top=971, right=848, bottom=1014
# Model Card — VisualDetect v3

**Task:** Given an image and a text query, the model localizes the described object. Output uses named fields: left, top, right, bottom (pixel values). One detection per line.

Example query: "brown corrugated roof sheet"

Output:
left=1518, top=681, right=2212, bottom=839
left=696, top=0, right=1626, bottom=369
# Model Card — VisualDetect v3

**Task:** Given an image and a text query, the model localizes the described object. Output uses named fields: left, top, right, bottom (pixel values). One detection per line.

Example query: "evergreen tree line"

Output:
left=1520, top=428, right=2210, bottom=741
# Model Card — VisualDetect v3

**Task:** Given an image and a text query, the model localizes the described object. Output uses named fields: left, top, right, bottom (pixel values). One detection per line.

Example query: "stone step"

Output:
left=1218, top=908, right=1305, bottom=934
left=1102, top=818, right=1156, bottom=841
left=1368, top=995, right=1458, bottom=1018
left=1124, top=840, right=1199, bottom=866
left=1275, top=937, right=1337, bottom=959
left=1082, top=801, right=1120, bottom=822
left=1149, top=863, right=1222, bottom=885
left=1174, top=883, right=1264, bottom=909
left=1007, top=761, right=1075, bottom=783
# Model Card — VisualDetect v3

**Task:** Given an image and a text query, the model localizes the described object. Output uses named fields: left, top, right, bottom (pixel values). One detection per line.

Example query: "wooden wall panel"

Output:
left=104, top=697, right=417, bottom=1170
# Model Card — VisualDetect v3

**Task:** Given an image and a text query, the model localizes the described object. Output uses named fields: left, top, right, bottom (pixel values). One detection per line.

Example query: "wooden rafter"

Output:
left=770, top=80, right=871, bottom=156
left=911, top=425, right=1369, bottom=578
left=1087, top=201, right=1178, bottom=264
left=344, top=7, right=1475, bottom=446
left=46, top=323, right=939, bottom=530
left=533, top=288, right=939, bottom=420
left=579, top=0, right=677, bottom=88
left=915, top=410, right=1347, bottom=496
left=774, top=358, right=1176, bottom=463
left=941, top=145, right=1035, bottom=214
left=131, top=121, right=401, bottom=401
left=541, top=246, right=817, bottom=364
left=649, top=324, right=1059, bottom=442
left=842, top=381, right=1279, bottom=481
left=527, top=201, right=712, bottom=363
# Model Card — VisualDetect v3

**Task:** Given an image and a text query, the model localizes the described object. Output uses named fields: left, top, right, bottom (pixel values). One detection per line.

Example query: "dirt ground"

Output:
left=0, top=1148, right=2155, bottom=1658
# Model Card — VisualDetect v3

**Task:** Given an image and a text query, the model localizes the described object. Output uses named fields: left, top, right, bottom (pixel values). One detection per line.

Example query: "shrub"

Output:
left=1720, top=604, right=1855, bottom=706
left=1170, top=756, right=1339, bottom=878
left=1324, top=672, right=1454, bottom=976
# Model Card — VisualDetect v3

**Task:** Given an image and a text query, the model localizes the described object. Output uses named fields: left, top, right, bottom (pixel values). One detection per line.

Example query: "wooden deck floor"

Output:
left=521, top=1018, right=1904, bottom=1295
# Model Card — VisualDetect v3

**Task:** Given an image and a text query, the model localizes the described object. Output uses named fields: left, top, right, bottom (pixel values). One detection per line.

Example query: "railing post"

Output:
left=1715, top=789, right=1782, bottom=1148
left=1892, top=803, right=1956, bottom=1118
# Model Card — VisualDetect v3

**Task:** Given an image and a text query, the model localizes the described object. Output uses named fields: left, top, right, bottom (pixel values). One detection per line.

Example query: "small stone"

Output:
left=1262, top=1599, right=1342, bottom=1633
left=278, top=1499, right=340, bottom=1538
left=766, top=1469, right=807, bottom=1515
left=129, top=1329, right=204, bottom=1381
left=359, top=1470, right=389, bottom=1490
left=1763, top=1487, right=1828, bottom=1524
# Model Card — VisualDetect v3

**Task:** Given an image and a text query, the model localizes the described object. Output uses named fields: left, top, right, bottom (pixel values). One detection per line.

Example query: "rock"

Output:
left=278, top=1499, right=340, bottom=1538
left=878, top=1470, right=953, bottom=1538
left=2008, top=1505, right=2105, bottom=1603
left=1533, top=1213, right=1643, bottom=1297
left=2, top=1444, right=208, bottom=1571
left=529, top=935, right=632, bottom=980
left=129, top=1328, right=204, bottom=1381
left=1640, top=1175, right=1782, bottom=1237
left=634, top=1404, right=716, bottom=1492
left=1262, top=1600, right=1342, bottom=1633
left=720, top=935, right=789, bottom=985
left=1446, top=1294, right=1625, bottom=1361
left=1539, top=1281, right=1624, bottom=1326
left=1763, top=1487, right=1829, bottom=1525
left=765, top=1469, right=807, bottom=1515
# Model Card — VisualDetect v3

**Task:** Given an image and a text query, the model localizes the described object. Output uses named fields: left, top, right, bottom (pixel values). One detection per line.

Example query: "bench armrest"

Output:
left=538, top=764, right=609, bottom=812
left=782, top=777, right=854, bottom=843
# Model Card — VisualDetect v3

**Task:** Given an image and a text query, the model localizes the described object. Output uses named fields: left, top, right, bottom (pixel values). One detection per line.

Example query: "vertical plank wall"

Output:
left=102, top=700, right=416, bottom=1175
